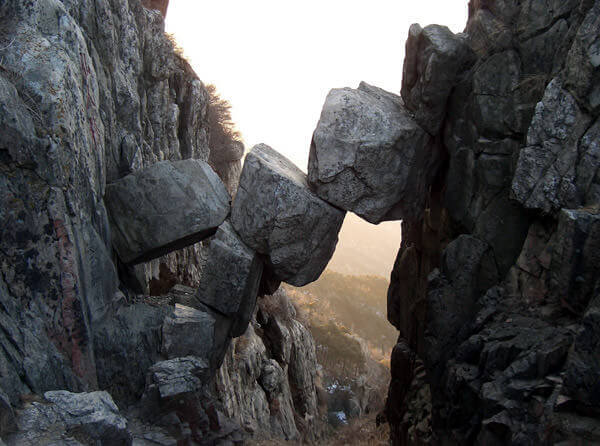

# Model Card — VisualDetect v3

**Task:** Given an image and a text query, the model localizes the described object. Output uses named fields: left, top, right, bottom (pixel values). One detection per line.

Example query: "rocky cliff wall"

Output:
left=386, top=0, right=600, bottom=444
left=0, top=0, right=243, bottom=399
left=214, top=288, right=324, bottom=443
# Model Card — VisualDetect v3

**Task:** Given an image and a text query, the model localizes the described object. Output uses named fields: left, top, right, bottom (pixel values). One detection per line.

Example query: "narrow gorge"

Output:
left=0, top=0, right=599, bottom=445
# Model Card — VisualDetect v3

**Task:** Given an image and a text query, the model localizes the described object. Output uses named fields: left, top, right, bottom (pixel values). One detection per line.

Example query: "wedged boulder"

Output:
left=105, top=159, right=230, bottom=264
left=401, top=24, right=475, bottom=134
left=148, top=357, right=209, bottom=400
left=161, top=304, right=232, bottom=373
left=194, top=221, right=263, bottom=337
left=511, top=79, right=594, bottom=214
left=6, top=390, right=131, bottom=445
left=232, top=144, right=344, bottom=286
left=308, top=82, right=439, bottom=224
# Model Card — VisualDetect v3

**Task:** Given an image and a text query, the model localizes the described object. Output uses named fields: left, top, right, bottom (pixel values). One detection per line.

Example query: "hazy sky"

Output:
left=165, top=1, right=469, bottom=275
left=166, top=0, right=468, bottom=170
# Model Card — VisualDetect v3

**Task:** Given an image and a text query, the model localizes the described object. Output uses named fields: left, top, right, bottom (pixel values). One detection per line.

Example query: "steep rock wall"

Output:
left=0, top=0, right=240, bottom=405
left=386, top=0, right=600, bottom=444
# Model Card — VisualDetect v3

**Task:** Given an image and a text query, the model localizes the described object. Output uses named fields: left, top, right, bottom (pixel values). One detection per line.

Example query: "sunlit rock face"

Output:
left=232, top=144, right=345, bottom=286
left=385, top=0, right=600, bottom=444
left=308, top=82, right=441, bottom=224
left=142, top=0, right=169, bottom=18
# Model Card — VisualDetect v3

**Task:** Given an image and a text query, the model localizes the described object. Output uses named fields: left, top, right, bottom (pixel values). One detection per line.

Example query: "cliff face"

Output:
left=0, top=0, right=240, bottom=399
left=386, top=0, right=600, bottom=444
left=214, top=289, right=324, bottom=443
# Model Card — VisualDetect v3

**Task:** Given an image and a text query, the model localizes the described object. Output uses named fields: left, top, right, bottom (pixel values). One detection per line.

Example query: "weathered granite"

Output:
left=232, top=144, right=345, bottom=286
left=308, top=82, right=439, bottom=223
left=105, top=159, right=230, bottom=264
left=194, top=221, right=263, bottom=337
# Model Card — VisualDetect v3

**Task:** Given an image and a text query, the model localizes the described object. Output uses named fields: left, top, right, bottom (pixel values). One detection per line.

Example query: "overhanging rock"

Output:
left=232, top=144, right=345, bottom=286
left=308, top=82, right=441, bottom=224
left=105, top=159, right=230, bottom=264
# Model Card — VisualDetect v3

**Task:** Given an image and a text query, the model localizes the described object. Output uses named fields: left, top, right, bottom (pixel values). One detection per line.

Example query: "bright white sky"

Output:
left=166, top=1, right=468, bottom=275
left=166, top=0, right=468, bottom=171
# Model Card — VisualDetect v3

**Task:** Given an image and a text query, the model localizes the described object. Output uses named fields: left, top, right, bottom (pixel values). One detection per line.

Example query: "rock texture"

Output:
left=105, top=159, right=230, bottom=264
left=193, top=221, right=263, bottom=337
left=385, top=0, right=600, bottom=444
left=232, top=144, right=345, bottom=286
left=214, top=288, right=324, bottom=443
left=308, top=82, right=440, bottom=223
left=401, top=24, right=475, bottom=135
left=6, top=391, right=131, bottom=445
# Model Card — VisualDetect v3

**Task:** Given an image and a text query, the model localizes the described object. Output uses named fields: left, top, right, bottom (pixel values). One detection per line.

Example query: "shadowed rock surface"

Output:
left=232, top=144, right=345, bottom=286
left=193, top=221, right=263, bottom=337
left=385, top=0, right=600, bottom=444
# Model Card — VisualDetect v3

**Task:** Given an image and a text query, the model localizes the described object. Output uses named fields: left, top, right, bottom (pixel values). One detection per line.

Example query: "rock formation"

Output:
left=384, top=1, right=600, bottom=444
left=232, top=143, right=345, bottom=286
left=0, top=0, right=599, bottom=444
left=308, top=82, right=439, bottom=223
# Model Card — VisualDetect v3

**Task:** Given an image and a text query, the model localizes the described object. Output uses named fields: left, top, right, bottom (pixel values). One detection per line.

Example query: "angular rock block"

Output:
left=8, top=390, right=131, bottom=445
left=105, top=159, right=230, bottom=264
left=232, top=144, right=345, bottom=286
left=161, top=304, right=232, bottom=373
left=195, top=221, right=263, bottom=337
left=148, top=357, right=209, bottom=400
left=308, top=83, right=438, bottom=223
left=401, top=24, right=474, bottom=134
left=511, top=79, right=593, bottom=214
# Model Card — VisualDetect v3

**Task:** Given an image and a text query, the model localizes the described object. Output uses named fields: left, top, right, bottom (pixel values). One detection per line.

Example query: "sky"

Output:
left=165, top=1, right=469, bottom=277
left=165, top=0, right=468, bottom=170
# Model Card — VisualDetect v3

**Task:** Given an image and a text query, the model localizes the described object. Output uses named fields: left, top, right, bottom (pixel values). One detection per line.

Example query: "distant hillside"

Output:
left=326, top=213, right=401, bottom=278
left=286, top=270, right=398, bottom=363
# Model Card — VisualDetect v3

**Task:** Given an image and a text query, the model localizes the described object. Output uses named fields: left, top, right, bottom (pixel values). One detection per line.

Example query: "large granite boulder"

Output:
left=307, top=82, right=439, bottom=224
left=194, top=221, right=263, bottom=337
left=232, top=144, right=345, bottom=286
left=401, top=24, right=474, bottom=134
left=105, top=159, right=230, bottom=264
left=6, top=391, right=131, bottom=445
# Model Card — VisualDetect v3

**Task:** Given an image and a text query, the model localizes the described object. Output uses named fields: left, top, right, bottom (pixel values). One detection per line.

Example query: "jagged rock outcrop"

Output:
left=0, top=0, right=253, bottom=444
left=401, top=24, right=475, bottom=135
left=105, top=159, right=230, bottom=264
left=385, top=0, right=600, bottom=444
left=213, top=288, right=324, bottom=443
left=308, top=82, right=440, bottom=223
left=5, top=391, right=131, bottom=445
left=232, top=143, right=345, bottom=286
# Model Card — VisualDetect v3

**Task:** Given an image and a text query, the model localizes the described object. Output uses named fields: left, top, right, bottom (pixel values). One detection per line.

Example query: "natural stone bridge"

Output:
left=104, top=38, right=465, bottom=380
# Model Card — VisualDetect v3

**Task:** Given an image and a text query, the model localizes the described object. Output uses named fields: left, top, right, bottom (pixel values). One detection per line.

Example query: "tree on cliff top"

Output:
left=206, top=83, right=241, bottom=151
